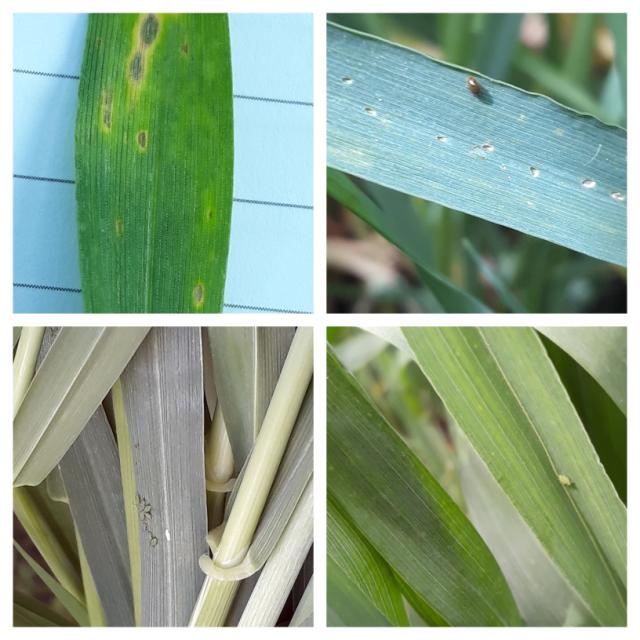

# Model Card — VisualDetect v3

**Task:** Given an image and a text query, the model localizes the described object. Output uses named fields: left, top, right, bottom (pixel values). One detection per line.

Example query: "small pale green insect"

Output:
left=558, top=474, right=573, bottom=487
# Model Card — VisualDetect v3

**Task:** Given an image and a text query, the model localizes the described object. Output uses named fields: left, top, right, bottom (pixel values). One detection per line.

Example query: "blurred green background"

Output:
left=327, top=14, right=627, bottom=313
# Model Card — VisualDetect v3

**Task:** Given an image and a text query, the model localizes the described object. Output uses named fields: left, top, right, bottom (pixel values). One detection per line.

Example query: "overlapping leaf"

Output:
left=208, top=327, right=295, bottom=472
left=328, top=493, right=408, bottom=626
left=402, top=327, right=626, bottom=625
left=119, top=328, right=207, bottom=626
left=328, top=169, right=492, bottom=312
left=537, top=326, right=626, bottom=414
left=14, top=327, right=148, bottom=486
left=327, top=348, right=523, bottom=626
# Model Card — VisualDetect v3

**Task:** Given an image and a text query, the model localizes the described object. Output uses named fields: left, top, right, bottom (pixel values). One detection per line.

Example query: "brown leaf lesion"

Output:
left=137, top=130, right=148, bottom=151
left=192, top=283, right=205, bottom=308
left=140, top=14, right=159, bottom=46
left=126, top=14, right=163, bottom=93
left=101, top=89, right=113, bottom=131
left=129, top=51, right=144, bottom=83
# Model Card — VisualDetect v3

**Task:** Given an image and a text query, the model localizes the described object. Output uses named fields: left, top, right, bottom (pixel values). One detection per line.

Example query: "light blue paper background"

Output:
left=13, top=13, right=313, bottom=313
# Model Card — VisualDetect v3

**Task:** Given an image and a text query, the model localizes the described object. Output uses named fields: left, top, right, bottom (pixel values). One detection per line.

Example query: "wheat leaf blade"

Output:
left=327, top=23, right=626, bottom=265
left=14, top=541, right=89, bottom=627
left=328, top=492, right=408, bottom=626
left=119, top=328, right=207, bottom=625
left=537, top=326, right=626, bottom=414
left=14, top=327, right=149, bottom=486
left=59, top=407, right=135, bottom=626
left=327, top=348, right=523, bottom=626
left=208, top=327, right=295, bottom=472
left=75, top=14, right=234, bottom=311
left=402, top=327, right=626, bottom=625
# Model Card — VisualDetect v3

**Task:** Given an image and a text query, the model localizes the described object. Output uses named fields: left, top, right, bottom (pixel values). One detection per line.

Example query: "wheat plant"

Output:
left=327, top=326, right=625, bottom=626
left=13, top=326, right=313, bottom=627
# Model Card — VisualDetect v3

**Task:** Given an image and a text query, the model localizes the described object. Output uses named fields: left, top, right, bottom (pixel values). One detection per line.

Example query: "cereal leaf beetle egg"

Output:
left=558, top=474, right=573, bottom=487
left=467, top=76, right=481, bottom=96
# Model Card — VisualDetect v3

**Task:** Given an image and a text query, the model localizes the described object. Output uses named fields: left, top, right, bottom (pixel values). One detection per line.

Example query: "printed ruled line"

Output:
left=14, top=174, right=75, bottom=185
left=13, top=283, right=309, bottom=314
left=233, top=198, right=313, bottom=210
left=13, top=67, right=80, bottom=80
left=13, top=68, right=313, bottom=106
left=224, top=302, right=311, bottom=314
left=14, top=282, right=81, bottom=294
left=233, top=94, right=313, bottom=107
left=13, top=175, right=312, bottom=210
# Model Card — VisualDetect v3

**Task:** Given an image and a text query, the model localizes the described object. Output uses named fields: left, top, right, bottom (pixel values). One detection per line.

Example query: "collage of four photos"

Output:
left=11, top=9, right=629, bottom=631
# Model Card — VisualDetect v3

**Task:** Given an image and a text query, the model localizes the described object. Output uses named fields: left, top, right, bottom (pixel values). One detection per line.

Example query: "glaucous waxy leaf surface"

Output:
left=328, top=23, right=626, bottom=266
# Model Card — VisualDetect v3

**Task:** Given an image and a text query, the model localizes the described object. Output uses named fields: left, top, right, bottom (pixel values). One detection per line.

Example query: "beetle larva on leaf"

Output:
left=558, top=474, right=573, bottom=487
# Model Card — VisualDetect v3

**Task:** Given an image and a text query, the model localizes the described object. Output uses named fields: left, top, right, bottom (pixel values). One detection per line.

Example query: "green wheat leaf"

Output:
left=75, top=14, right=234, bottom=311
left=403, top=327, right=626, bottom=625
left=327, top=347, right=523, bottom=626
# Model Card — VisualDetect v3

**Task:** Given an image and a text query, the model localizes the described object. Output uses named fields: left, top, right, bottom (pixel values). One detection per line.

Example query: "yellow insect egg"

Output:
left=558, top=474, right=573, bottom=487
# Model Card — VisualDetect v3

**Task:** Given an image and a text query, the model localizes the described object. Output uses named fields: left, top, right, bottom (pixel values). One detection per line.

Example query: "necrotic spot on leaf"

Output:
left=180, top=42, right=189, bottom=56
left=115, top=218, right=124, bottom=237
left=192, top=283, right=204, bottom=306
left=130, top=52, right=143, bottom=82
left=101, top=91, right=113, bottom=129
left=141, top=14, right=159, bottom=46
left=137, top=131, right=147, bottom=150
